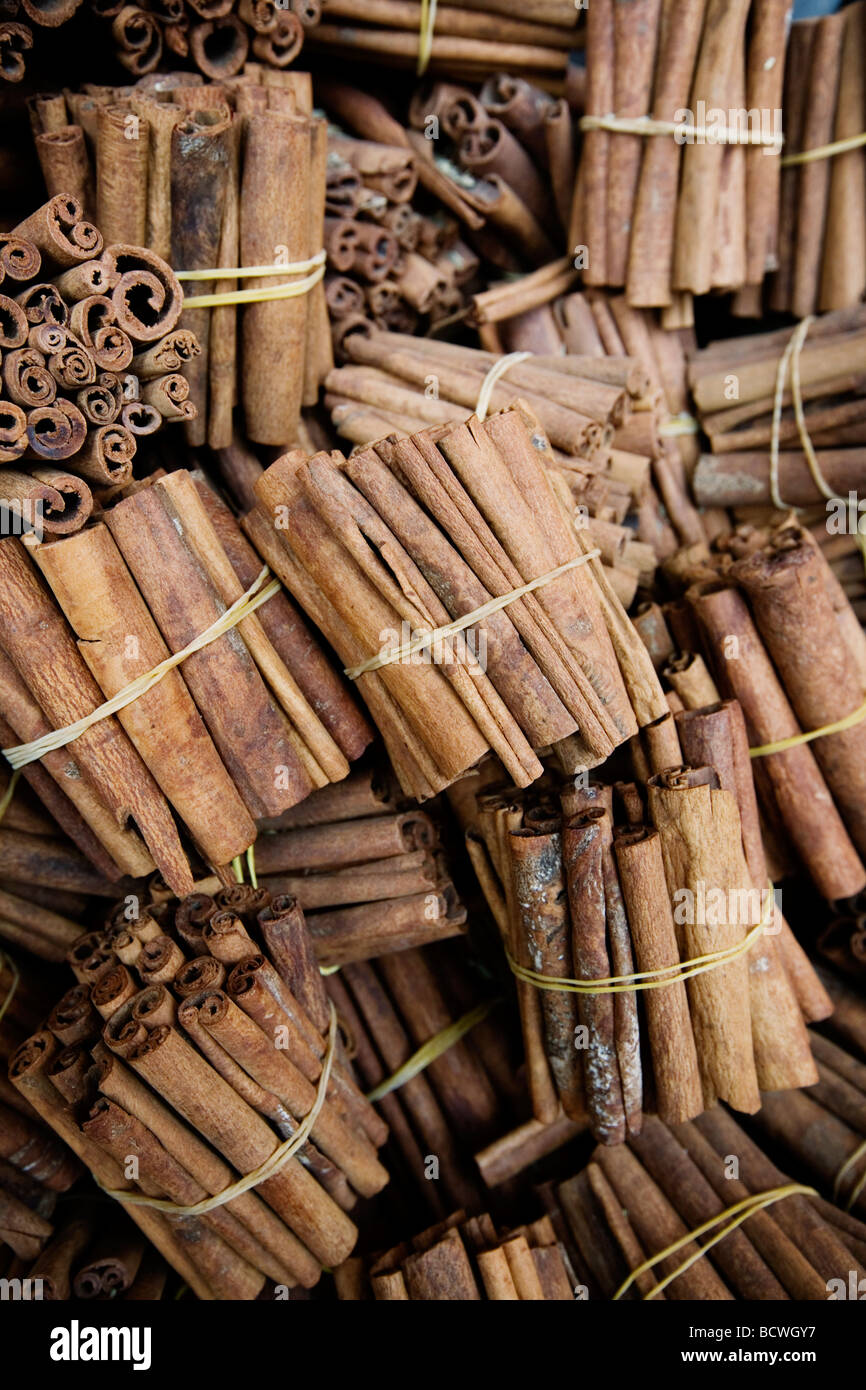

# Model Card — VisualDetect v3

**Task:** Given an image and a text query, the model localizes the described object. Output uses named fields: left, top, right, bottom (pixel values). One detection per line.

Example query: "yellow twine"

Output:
left=475, top=350, right=532, bottom=422
left=579, top=114, right=783, bottom=149
left=417, top=0, right=437, bottom=75
left=2, top=567, right=281, bottom=771
left=319, top=962, right=342, bottom=976
left=833, top=1136, right=866, bottom=1210
left=246, top=844, right=258, bottom=890
left=0, top=950, right=20, bottom=1027
left=507, top=881, right=775, bottom=996
left=781, top=131, right=866, bottom=167
left=100, top=1002, right=338, bottom=1216
left=366, top=998, right=499, bottom=1102
left=232, top=855, right=244, bottom=885
left=0, top=767, right=21, bottom=823
left=659, top=413, right=700, bottom=438
left=344, top=548, right=602, bottom=680
left=178, top=252, right=326, bottom=309
left=613, top=1184, right=817, bottom=1301
left=766, top=315, right=866, bottom=581
left=749, top=697, right=866, bottom=758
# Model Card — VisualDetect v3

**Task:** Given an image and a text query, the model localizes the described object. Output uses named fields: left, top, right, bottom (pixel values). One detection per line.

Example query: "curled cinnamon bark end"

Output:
left=102, top=244, right=183, bottom=342
left=13, top=195, right=102, bottom=270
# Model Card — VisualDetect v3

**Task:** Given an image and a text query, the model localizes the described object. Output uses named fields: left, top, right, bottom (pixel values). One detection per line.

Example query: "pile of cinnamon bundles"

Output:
left=690, top=305, right=866, bottom=513
left=90, top=0, right=312, bottom=82
left=30, top=69, right=331, bottom=448
left=323, top=117, right=481, bottom=342
left=0, top=193, right=194, bottom=537
left=771, top=0, right=866, bottom=319
left=8, top=882, right=389, bottom=1297
left=248, top=404, right=669, bottom=800
left=321, top=75, right=577, bottom=278
left=308, top=0, right=578, bottom=83
left=574, top=0, right=789, bottom=323
left=555, top=1108, right=866, bottom=1300
left=0, top=464, right=372, bottom=899
left=334, top=1208, right=573, bottom=1300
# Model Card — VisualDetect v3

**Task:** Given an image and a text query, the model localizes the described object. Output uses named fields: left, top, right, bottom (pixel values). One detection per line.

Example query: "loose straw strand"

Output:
left=345, top=549, right=602, bottom=679
left=833, top=1137, right=866, bottom=1209
left=417, top=0, right=437, bottom=75
left=507, top=881, right=776, bottom=996
left=475, top=350, right=532, bottom=422
left=366, top=998, right=500, bottom=1102
left=100, top=1003, right=339, bottom=1217
left=0, top=950, right=20, bottom=1028
left=3, top=567, right=280, bottom=771
left=613, top=1184, right=817, bottom=1301
left=0, top=767, right=21, bottom=823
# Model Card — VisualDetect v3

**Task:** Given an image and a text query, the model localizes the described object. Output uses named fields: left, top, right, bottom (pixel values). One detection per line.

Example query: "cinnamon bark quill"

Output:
left=647, top=765, right=760, bottom=1113
left=0, top=537, right=193, bottom=895
left=241, top=111, right=311, bottom=445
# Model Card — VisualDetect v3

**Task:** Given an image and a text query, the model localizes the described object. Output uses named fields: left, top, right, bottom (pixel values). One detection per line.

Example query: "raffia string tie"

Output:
left=0, top=950, right=20, bottom=1028
left=508, top=880, right=776, bottom=996
left=2, top=566, right=281, bottom=771
left=417, top=0, right=437, bottom=75
left=366, top=998, right=500, bottom=1102
left=177, top=251, right=326, bottom=309
left=834, top=1138, right=866, bottom=1213
left=613, top=1184, right=817, bottom=1301
left=99, top=1002, right=338, bottom=1216
left=749, top=698, right=866, bottom=758
left=345, top=548, right=602, bottom=680
left=579, top=114, right=783, bottom=149
left=476, top=350, right=532, bottom=422
left=781, top=131, right=866, bottom=167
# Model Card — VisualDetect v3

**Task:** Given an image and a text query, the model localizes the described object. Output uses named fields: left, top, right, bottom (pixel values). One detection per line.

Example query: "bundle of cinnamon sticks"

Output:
left=653, top=513, right=866, bottom=904
left=689, top=305, right=866, bottom=513
left=247, top=403, right=670, bottom=800
left=8, top=883, right=389, bottom=1297
left=308, top=0, right=578, bottom=83
left=573, top=0, right=789, bottom=321
left=555, top=1107, right=866, bottom=1300
left=0, top=464, right=372, bottom=899
left=88, top=0, right=312, bottom=80
left=770, top=1, right=866, bottom=319
left=0, top=193, right=194, bottom=538
left=465, top=739, right=830, bottom=1146
left=29, top=69, right=332, bottom=448
left=334, top=1207, right=574, bottom=1300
